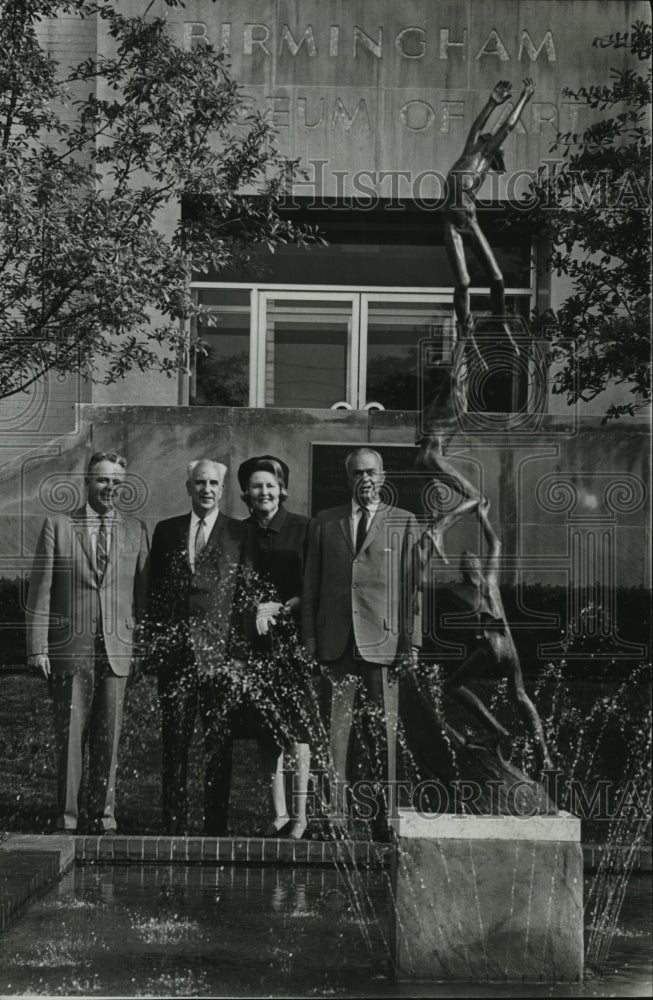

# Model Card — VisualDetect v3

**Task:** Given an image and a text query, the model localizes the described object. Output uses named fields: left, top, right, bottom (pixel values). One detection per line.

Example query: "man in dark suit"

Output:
left=302, top=447, right=421, bottom=838
left=147, top=459, right=251, bottom=836
left=26, top=451, right=149, bottom=834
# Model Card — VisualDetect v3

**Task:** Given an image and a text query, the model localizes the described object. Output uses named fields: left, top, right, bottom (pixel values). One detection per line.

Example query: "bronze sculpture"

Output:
left=443, top=77, right=534, bottom=335
left=415, top=354, right=482, bottom=567
left=402, top=80, right=554, bottom=793
left=442, top=498, right=553, bottom=772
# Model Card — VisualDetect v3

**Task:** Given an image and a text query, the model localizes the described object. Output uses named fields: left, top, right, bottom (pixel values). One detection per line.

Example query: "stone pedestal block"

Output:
left=392, top=811, right=583, bottom=982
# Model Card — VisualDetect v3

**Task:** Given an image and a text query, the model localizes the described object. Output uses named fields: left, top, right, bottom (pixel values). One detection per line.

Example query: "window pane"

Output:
left=366, top=305, right=454, bottom=410
left=469, top=293, right=531, bottom=319
left=193, top=290, right=250, bottom=406
left=265, top=299, right=351, bottom=408
left=465, top=304, right=533, bottom=413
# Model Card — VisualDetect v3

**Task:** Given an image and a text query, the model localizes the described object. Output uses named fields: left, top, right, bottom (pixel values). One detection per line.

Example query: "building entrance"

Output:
left=191, top=287, right=457, bottom=410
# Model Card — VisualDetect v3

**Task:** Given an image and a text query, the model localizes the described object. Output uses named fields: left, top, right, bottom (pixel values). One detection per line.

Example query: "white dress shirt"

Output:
left=188, top=508, right=219, bottom=571
left=350, top=498, right=379, bottom=548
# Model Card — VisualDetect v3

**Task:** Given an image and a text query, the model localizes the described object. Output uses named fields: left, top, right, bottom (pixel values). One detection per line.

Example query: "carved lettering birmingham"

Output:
left=184, top=21, right=558, bottom=64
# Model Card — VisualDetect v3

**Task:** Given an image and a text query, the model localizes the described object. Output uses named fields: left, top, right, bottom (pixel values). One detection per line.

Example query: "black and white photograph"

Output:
left=0, top=1, right=650, bottom=997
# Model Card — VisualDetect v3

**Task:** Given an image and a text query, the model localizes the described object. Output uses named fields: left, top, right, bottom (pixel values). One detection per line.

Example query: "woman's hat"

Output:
left=237, top=455, right=290, bottom=492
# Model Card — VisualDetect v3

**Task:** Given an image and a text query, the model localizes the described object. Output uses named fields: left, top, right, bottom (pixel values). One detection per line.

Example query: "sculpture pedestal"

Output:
left=391, top=810, right=583, bottom=982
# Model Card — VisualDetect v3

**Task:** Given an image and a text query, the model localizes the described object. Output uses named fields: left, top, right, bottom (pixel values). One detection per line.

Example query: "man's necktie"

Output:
left=96, top=517, right=109, bottom=578
left=355, top=507, right=368, bottom=553
left=194, top=518, right=207, bottom=564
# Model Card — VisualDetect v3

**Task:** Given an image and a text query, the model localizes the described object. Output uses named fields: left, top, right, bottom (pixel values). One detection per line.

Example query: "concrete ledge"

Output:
left=73, top=834, right=394, bottom=867
left=394, top=811, right=580, bottom=841
left=0, top=835, right=75, bottom=932
left=2, top=834, right=648, bottom=872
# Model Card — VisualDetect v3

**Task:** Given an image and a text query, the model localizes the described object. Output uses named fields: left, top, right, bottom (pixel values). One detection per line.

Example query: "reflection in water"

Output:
left=0, top=866, right=650, bottom=998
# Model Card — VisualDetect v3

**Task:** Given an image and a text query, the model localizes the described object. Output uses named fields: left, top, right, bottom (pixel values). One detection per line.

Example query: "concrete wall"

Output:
left=0, top=405, right=648, bottom=592
left=167, top=0, right=650, bottom=200
left=0, top=2, right=648, bottom=498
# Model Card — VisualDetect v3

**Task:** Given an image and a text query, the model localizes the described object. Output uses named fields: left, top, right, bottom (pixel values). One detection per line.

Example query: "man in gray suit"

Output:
left=302, top=447, right=421, bottom=838
left=26, top=451, right=149, bottom=834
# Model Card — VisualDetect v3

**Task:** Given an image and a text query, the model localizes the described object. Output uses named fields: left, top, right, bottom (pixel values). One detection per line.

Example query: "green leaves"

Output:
left=521, top=21, right=651, bottom=419
left=0, top=0, right=315, bottom=399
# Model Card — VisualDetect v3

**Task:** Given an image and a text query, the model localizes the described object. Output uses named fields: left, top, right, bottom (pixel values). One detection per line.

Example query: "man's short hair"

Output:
left=344, top=447, right=384, bottom=476
left=86, top=451, right=127, bottom=475
left=187, top=459, right=228, bottom=483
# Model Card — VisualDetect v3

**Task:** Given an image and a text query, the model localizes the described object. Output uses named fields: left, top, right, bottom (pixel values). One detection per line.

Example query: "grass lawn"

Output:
left=0, top=673, right=269, bottom=836
left=1, top=665, right=650, bottom=843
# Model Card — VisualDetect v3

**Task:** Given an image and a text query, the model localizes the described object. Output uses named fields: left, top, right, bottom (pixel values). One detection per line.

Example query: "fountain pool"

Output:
left=0, top=863, right=650, bottom=997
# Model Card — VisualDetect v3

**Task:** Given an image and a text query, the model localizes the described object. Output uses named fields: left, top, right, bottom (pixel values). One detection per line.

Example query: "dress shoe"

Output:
left=264, top=817, right=291, bottom=837
left=287, top=820, right=308, bottom=840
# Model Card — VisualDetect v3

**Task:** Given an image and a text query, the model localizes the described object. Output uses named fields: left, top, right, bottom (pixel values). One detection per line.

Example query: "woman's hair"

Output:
left=241, top=458, right=289, bottom=505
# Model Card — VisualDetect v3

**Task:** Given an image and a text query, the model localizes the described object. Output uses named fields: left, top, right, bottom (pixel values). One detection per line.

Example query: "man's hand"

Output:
left=304, top=637, right=317, bottom=658
left=521, top=77, right=535, bottom=101
left=490, top=80, right=512, bottom=105
left=129, top=656, right=144, bottom=684
left=27, top=653, right=50, bottom=679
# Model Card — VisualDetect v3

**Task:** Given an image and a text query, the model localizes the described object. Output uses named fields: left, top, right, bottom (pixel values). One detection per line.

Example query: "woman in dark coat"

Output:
left=238, top=454, right=313, bottom=839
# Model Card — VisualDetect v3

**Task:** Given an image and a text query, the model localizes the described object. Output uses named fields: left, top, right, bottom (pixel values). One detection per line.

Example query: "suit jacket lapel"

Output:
left=358, top=504, right=386, bottom=556
left=179, top=513, right=192, bottom=571
left=207, top=511, right=224, bottom=550
left=71, top=507, right=95, bottom=574
left=338, top=507, right=355, bottom=555
left=102, top=512, right=125, bottom=581
left=194, top=511, right=222, bottom=570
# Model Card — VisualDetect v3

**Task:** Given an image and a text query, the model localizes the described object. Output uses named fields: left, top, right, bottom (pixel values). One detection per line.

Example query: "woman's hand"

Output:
left=256, top=601, right=283, bottom=635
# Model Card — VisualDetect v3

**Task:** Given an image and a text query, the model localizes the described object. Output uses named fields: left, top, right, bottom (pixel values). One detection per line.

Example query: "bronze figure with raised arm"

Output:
left=443, top=78, right=535, bottom=333
left=442, top=498, right=553, bottom=773
left=415, top=361, right=483, bottom=566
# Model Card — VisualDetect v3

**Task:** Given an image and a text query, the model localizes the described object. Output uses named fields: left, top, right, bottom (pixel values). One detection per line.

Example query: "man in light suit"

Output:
left=302, top=447, right=421, bottom=838
left=147, top=459, right=252, bottom=836
left=26, top=451, right=150, bottom=834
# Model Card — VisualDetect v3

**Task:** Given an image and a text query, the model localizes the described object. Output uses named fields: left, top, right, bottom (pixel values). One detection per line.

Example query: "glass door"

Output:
left=200, top=288, right=457, bottom=409
left=255, top=292, right=359, bottom=408
left=359, top=294, right=454, bottom=410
